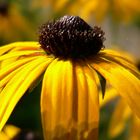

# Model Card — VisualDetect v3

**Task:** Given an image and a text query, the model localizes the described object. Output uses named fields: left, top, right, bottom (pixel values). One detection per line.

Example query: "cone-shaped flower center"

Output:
left=39, top=15, right=105, bottom=59
left=0, top=2, right=9, bottom=16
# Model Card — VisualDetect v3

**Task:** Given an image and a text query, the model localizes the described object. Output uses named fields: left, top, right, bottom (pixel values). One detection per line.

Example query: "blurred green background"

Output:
left=0, top=0, right=140, bottom=139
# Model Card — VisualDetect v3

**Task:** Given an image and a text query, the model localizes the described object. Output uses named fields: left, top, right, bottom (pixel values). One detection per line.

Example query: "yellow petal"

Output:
left=109, top=99, right=131, bottom=138
left=3, top=125, right=20, bottom=139
left=0, top=131, right=9, bottom=140
left=90, top=57, right=140, bottom=118
left=99, top=51, right=139, bottom=78
left=0, top=50, right=44, bottom=61
left=41, top=59, right=74, bottom=139
left=99, top=87, right=119, bottom=107
left=0, top=57, right=52, bottom=131
left=0, top=57, right=39, bottom=80
left=0, top=45, right=14, bottom=56
left=1, top=57, right=19, bottom=68
left=75, top=61, right=99, bottom=139
left=0, top=42, right=44, bottom=68
left=0, top=42, right=40, bottom=55
left=129, top=116, right=140, bottom=140
left=100, top=49, right=136, bottom=63
left=0, top=57, right=44, bottom=88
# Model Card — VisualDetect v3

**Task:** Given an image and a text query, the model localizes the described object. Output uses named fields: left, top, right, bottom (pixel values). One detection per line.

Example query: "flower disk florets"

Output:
left=39, top=15, right=105, bottom=59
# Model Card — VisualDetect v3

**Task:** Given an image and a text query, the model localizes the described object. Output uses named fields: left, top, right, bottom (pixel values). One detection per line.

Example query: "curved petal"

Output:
left=0, top=57, right=52, bottom=131
left=0, top=42, right=44, bottom=68
left=41, top=59, right=74, bottom=140
left=75, top=61, right=99, bottom=139
left=0, top=131, right=9, bottom=140
left=3, top=125, right=20, bottom=139
left=129, top=116, right=140, bottom=140
left=0, top=57, right=39, bottom=79
left=0, top=50, right=44, bottom=61
left=100, top=49, right=136, bottom=63
left=109, top=99, right=131, bottom=138
left=90, top=57, right=140, bottom=118
left=0, top=42, right=40, bottom=55
left=0, top=57, right=43, bottom=88
left=99, top=52, right=139, bottom=78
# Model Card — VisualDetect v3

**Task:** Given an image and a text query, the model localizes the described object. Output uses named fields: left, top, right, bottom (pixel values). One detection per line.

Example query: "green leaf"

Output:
left=97, top=71, right=106, bottom=98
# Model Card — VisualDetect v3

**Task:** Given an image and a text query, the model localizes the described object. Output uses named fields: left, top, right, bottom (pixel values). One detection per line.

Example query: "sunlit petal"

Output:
left=0, top=57, right=40, bottom=79
left=100, top=49, right=135, bottom=63
left=0, top=57, right=52, bottom=131
left=0, top=42, right=40, bottom=55
left=99, top=51, right=139, bottom=78
left=0, top=50, right=44, bottom=61
left=0, top=131, right=9, bottom=140
left=3, top=125, right=20, bottom=139
left=41, top=59, right=74, bottom=139
left=129, top=116, right=140, bottom=140
left=90, top=57, right=140, bottom=118
left=75, top=61, right=99, bottom=139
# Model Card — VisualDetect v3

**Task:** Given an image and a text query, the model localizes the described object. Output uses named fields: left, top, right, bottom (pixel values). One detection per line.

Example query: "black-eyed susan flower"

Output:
left=0, top=15, right=140, bottom=140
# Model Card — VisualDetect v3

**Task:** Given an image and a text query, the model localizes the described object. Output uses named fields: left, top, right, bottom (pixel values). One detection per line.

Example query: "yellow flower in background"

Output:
left=69, top=0, right=109, bottom=23
left=0, top=1, right=34, bottom=42
left=0, top=125, right=20, bottom=140
left=108, top=99, right=140, bottom=140
left=112, top=0, right=140, bottom=23
left=0, top=15, right=140, bottom=140
left=74, top=0, right=140, bottom=23
left=100, top=93, right=140, bottom=140
left=0, top=124, right=42, bottom=140
left=42, top=0, right=140, bottom=24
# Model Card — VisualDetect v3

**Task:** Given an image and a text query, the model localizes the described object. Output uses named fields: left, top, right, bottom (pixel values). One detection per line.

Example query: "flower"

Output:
left=71, top=0, right=140, bottom=23
left=0, top=125, right=20, bottom=140
left=68, top=0, right=109, bottom=23
left=112, top=0, right=140, bottom=23
left=108, top=99, right=140, bottom=140
left=0, top=124, right=42, bottom=140
left=0, top=1, right=34, bottom=42
left=0, top=15, right=140, bottom=140
left=47, top=0, right=140, bottom=23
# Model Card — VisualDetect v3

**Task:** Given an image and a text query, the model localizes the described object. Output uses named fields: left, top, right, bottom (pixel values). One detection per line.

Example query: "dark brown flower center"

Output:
left=39, top=15, right=105, bottom=59
left=0, top=2, right=9, bottom=16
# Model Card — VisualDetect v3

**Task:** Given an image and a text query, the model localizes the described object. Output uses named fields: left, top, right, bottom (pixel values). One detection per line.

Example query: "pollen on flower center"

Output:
left=39, top=15, right=105, bottom=59
left=0, top=2, right=9, bottom=16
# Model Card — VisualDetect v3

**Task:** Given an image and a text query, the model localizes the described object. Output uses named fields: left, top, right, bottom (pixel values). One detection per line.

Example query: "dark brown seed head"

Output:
left=39, top=15, right=105, bottom=59
left=0, top=2, right=9, bottom=16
